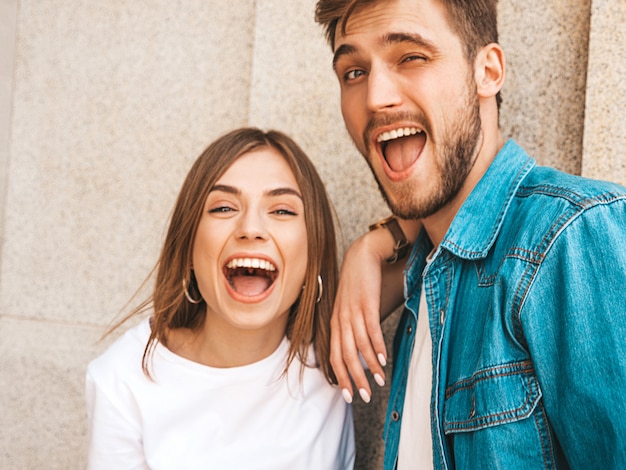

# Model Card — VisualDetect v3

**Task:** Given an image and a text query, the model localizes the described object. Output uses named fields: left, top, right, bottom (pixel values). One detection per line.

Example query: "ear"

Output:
left=474, top=43, right=505, bottom=99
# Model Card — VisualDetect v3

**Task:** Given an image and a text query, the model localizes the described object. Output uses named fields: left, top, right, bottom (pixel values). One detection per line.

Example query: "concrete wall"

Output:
left=1, top=1, right=624, bottom=468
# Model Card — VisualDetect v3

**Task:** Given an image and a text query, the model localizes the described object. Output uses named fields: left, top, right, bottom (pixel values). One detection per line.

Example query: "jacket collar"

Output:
left=437, top=139, right=535, bottom=260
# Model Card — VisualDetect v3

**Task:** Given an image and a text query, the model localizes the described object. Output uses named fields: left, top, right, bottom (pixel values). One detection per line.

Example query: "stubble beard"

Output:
left=365, top=83, right=483, bottom=221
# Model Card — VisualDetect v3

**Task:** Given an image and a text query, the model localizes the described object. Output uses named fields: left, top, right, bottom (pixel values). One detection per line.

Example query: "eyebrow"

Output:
left=210, top=184, right=303, bottom=200
left=333, top=32, right=438, bottom=71
left=333, top=43, right=358, bottom=71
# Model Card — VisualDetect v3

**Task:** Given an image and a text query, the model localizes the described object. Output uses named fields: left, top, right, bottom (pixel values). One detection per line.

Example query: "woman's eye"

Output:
left=209, top=206, right=235, bottom=213
left=273, top=208, right=298, bottom=216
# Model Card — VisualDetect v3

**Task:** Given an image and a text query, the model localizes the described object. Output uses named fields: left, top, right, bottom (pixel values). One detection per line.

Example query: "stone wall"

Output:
left=1, top=1, right=624, bottom=468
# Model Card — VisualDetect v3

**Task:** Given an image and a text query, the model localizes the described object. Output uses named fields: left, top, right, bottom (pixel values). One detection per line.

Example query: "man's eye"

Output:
left=402, top=54, right=427, bottom=64
left=344, top=69, right=365, bottom=81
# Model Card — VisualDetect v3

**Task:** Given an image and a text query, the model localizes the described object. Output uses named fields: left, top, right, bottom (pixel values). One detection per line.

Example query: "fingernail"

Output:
left=341, top=388, right=353, bottom=404
left=378, top=353, right=387, bottom=367
left=374, top=373, right=386, bottom=387
left=359, top=388, right=371, bottom=403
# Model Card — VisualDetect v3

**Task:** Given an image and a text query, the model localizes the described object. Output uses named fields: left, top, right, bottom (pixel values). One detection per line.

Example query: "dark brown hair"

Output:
left=315, top=0, right=498, bottom=60
left=315, top=0, right=501, bottom=108
left=113, top=128, right=339, bottom=383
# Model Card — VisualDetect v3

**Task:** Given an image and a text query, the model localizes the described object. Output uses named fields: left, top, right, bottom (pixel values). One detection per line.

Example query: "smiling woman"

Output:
left=186, top=147, right=310, bottom=359
left=85, top=128, right=355, bottom=470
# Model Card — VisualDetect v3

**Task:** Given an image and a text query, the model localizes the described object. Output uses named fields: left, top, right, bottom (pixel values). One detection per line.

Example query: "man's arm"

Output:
left=522, top=202, right=626, bottom=465
left=331, top=218, right=421, bottom=403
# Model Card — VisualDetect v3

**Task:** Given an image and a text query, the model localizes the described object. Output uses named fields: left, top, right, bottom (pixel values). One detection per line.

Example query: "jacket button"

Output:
left=391, top=411, right=400, bottom=421
left=406, top=326, right=413, bottom=335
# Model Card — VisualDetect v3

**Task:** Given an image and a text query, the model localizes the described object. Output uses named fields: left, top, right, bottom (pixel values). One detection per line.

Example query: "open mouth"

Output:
left=377, top=127, right=426, bottom=173
left=224, top=257, right=278, bottom=297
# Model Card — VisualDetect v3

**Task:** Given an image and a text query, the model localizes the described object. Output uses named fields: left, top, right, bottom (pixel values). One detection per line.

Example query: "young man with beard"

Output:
left=315, top=0, right=626, bottom=468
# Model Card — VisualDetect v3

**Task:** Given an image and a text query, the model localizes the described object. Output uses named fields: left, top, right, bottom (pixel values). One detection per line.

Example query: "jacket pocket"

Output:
left=443, top=360, right=542, bottom=433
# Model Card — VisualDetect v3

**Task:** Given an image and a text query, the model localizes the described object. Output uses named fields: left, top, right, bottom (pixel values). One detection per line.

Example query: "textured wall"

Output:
left=499, top=0, right=591, bottom=175
left=0, top=1, right=258, bottom=467
left=0, top=1, right=624, bottom=469
left=582, top=0, right=626, bottom=182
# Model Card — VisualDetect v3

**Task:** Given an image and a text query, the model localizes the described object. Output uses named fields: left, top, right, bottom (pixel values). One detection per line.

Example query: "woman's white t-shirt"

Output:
left=86, top=318, right=355, bottom=470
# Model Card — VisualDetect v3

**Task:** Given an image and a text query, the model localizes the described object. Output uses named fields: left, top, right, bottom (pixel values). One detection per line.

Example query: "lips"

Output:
left=223, top=257, right=278, bottom=298
left=377, top=127, right=426, bottom=173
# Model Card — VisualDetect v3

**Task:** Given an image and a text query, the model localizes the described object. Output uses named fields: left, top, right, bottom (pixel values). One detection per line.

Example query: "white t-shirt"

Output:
left=397, top=283, right=434, bottom=469
left=86, top=318, right=355, bottom=470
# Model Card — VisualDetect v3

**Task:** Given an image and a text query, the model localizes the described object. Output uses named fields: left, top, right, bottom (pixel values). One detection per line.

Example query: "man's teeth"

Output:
left=377, top=127, right=421, bottom=143
left=226, top=258, right=276, bottom=271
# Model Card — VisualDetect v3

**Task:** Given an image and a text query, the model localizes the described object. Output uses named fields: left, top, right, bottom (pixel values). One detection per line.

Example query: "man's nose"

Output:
left=367, top=66, right=402, bottom=113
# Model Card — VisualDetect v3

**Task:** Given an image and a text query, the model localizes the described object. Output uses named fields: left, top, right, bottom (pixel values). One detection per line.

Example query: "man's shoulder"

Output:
left=498, top=164, right=626, bottom=254
left=520, top=164, right=626, bottom=208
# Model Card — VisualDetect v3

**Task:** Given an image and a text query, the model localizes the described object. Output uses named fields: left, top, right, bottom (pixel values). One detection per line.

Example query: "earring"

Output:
left=182, top=277, right=202, bottom=304
left=316, top=275, right=323, bottom=304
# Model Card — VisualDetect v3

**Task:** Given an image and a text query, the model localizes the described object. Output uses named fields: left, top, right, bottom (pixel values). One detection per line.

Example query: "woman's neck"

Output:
left=165, top=318, right=287, bottom=368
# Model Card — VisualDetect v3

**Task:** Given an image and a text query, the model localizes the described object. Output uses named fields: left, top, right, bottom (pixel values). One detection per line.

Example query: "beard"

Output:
left=363, top=80, right=483, bottom=220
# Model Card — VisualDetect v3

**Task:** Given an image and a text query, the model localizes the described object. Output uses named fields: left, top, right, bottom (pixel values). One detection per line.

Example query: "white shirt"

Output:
left=397, top=283, right=434, bottom=469
left=86, top=318, right=355, bottom=470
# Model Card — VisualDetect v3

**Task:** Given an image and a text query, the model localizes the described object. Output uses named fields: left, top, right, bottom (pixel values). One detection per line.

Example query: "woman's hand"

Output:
left=331, top=218, right=420, bottom=403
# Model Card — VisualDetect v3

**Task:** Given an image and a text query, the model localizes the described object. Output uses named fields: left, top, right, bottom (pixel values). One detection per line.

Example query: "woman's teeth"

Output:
left=226, top=258, right=276, bottom=272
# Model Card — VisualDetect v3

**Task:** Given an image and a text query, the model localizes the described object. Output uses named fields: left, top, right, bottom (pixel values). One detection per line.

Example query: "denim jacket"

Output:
left=383, top=140, right=626, bottom=469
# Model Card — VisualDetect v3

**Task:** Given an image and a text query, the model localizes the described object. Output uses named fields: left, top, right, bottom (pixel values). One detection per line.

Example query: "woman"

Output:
left=86, top=128, right=355, bottom=469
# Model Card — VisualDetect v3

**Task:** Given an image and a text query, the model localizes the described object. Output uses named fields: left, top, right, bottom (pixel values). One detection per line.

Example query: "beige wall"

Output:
left=0, top=1, right=624, bottom=468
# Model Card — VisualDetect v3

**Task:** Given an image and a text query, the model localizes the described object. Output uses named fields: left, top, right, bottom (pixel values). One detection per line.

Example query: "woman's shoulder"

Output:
left=86, top=318, right=151, bottom=384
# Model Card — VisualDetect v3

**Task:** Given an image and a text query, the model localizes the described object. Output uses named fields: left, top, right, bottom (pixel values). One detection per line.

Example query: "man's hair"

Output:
left=315, top=0, right=502, bottom=108
left=315, top=0, right=499, bottom=63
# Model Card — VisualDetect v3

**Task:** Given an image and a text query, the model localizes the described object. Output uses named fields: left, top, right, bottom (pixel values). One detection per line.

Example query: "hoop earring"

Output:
left=182, top=277, right=202, bottom=304
left=316, top=275, right=323, bottom=304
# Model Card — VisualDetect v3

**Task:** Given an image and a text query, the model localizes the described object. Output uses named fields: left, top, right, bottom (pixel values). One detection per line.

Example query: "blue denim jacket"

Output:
left=383, top=140, right=626, bottom=469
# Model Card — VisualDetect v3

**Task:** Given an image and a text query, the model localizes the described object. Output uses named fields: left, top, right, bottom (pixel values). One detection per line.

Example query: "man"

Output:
left=315, top=0, right=626, bottom=468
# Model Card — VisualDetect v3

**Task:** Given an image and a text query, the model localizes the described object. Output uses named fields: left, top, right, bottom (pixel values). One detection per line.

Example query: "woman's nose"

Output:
left=235, top=211, right=268, bottom=240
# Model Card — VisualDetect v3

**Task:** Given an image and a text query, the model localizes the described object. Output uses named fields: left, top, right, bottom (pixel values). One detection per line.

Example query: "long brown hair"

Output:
left=112, top=128, right=338, bottom=383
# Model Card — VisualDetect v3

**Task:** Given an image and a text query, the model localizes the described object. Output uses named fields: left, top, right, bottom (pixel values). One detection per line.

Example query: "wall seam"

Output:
left=0, top=0, right=20, bottom=299
left=579, top=0, right=594, bottom=173
left=246, top=0, right=259, bottom=125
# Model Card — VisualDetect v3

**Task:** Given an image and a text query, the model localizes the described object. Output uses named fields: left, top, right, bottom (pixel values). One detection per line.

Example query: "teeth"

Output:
left=377, top=127, right=420, bottom=143
left=226, top=258, right=276, bottom=271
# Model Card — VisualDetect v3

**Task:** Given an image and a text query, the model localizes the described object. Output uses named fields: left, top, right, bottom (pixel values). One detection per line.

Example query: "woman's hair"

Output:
left=115, top=128, right=339, bottom=383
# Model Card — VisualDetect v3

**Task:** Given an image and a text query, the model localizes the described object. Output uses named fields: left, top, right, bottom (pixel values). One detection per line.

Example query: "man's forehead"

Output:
left=334, top=0, right=398, bottom=44
left=332, top=0, right=450, bottom=52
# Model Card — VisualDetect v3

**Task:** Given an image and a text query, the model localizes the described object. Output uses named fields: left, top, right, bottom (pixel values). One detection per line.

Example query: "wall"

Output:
left=0, top=1, right=624, bottom=468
